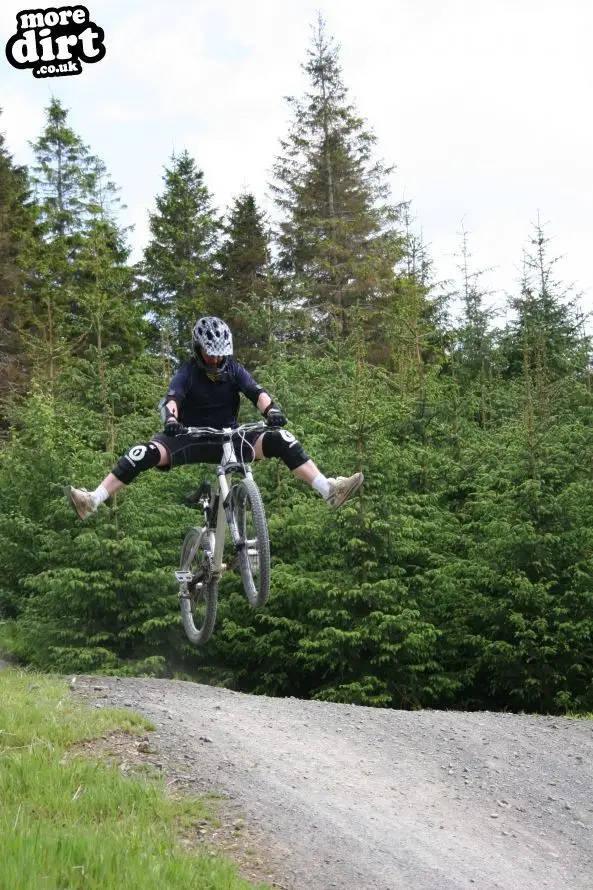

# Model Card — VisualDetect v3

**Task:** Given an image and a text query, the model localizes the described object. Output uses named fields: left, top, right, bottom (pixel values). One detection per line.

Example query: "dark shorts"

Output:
left=151, top=428, right=264, bottom=470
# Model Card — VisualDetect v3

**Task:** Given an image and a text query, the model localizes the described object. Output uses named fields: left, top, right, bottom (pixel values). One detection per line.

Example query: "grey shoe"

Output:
left=64, top=485, right=97, bottom=520
left=326, top=472, right=364, bottom=509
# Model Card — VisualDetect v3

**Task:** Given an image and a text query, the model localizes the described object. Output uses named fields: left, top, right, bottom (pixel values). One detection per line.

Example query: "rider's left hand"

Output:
left=164, top=420, right=185, bottom=437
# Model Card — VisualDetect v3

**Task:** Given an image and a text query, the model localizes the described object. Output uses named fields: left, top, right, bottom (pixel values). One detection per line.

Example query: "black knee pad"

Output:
left=261, top=429, right=309, bottom=470
left=112, top=441, right=161, bottom=484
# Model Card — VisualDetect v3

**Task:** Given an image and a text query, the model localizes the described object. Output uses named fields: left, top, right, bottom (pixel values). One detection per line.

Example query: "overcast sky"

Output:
left=2, top=0, right=592, bottom=320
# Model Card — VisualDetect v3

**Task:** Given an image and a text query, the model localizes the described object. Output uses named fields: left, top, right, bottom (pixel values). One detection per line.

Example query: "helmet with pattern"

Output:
left=192, top=316, right=233, bottom=358
left=192, top=316, right=233, bottom=381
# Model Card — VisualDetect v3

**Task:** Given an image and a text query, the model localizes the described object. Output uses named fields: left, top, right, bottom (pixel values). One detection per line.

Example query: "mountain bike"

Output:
left=175, top=421, right=271, bottom=646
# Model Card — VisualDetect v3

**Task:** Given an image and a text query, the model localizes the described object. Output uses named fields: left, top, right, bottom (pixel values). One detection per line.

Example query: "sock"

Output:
left=311, top=473, right=331, bottom=499
left=91, top=484, right=110, bottom=506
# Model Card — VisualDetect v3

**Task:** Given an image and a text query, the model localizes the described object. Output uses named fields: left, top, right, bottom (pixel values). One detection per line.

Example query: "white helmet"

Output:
left=192, top=316, right=233, bottom=357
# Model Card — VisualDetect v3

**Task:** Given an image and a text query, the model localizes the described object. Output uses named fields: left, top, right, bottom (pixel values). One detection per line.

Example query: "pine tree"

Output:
left=271, top=15, right=404, bottom=345
left=141, top=150, right=220, bottom=366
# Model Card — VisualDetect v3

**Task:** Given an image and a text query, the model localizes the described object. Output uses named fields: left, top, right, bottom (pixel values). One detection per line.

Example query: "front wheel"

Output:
left=233, top=476, right=270, bottom=607
left=178, top=528, right=218, bottom=646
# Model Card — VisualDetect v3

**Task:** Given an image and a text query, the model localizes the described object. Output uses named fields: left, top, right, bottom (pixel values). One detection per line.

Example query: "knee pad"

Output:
left=112, top=441, right=161, bottom=484
left=262, top=429, right=309, bottom=471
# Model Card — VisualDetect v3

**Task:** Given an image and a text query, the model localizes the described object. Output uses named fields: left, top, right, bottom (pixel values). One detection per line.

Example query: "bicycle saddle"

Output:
left=184, top=480, right=211, bottom=506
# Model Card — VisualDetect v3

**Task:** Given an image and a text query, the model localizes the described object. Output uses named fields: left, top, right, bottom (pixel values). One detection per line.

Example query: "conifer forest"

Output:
left=1, top=22, right=592, bottom=715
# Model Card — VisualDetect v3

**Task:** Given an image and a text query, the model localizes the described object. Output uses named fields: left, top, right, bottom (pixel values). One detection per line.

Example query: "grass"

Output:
left=0, top=670, right=269, bottom=890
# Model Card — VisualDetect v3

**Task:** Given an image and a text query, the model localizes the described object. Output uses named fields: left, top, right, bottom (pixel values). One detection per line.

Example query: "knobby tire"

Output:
left=234, top=476, right=270, bottom=607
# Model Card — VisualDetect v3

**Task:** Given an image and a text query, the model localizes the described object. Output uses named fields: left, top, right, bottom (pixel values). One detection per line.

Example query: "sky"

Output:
left=2, top=0, right=592, bottom=322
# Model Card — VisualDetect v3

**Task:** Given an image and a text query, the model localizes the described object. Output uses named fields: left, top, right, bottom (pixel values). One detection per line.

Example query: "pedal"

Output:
left=175, top=571, right=194, bottom=584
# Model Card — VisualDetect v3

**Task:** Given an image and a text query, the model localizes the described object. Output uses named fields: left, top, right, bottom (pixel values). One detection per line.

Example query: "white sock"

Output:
left=311, top=473, right=331, bottom=499
left=91, top=484, right=110, bottom=506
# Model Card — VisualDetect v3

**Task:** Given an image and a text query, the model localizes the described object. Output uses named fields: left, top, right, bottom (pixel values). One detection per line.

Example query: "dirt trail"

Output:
left=73, top=676, right=593, bottom=890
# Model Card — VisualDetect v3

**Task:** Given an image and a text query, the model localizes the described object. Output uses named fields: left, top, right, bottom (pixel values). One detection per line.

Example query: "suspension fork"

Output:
left=216, top=466, right=244, bottom=553
left=212, top=433, right=253, bottom=569
left=211, top=468, right=236, bottom=576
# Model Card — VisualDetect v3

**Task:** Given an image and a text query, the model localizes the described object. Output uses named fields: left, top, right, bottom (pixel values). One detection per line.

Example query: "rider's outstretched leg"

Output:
left=256, top=430, right=364, bottom=510
left=65, top=440, right=169, bottom=520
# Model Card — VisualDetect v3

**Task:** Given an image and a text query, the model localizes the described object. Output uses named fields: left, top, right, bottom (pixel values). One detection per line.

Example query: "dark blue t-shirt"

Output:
left=164, top=358, right=267, bottom=428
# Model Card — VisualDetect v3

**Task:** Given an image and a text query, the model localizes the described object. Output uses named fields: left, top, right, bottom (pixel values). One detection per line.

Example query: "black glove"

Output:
left=164, top=419, right=184, bottom=437
left=264, top=402, right=287, bottom=427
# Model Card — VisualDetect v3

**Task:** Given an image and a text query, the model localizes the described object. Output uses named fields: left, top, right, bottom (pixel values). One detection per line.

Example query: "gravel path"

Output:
left=73, top=676, right=593, bottom=890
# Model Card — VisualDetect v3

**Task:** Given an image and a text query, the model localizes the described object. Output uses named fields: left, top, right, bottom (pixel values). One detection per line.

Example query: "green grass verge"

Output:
left=0, top=670, right=269, bottom=890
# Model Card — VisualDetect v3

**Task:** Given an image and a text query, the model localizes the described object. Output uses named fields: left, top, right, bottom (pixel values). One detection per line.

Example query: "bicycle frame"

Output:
left=177, top=420, right=271, bottom=643
left=185, top=422, right=266, bottom=580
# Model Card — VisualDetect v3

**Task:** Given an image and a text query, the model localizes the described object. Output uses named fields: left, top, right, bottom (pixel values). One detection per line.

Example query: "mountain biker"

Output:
left=65, top=316, right=364, bottom=519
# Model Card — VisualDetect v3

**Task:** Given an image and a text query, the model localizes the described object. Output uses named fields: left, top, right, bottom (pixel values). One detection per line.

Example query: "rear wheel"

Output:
left=233, top=476, right=270, bottom=607
left=178, top=528, right=218, bottom=646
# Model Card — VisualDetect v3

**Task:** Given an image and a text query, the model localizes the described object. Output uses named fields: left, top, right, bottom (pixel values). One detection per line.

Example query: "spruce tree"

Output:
left=141, top=150, right=220, bottom=367
left=31, top=98, right=99, bottom=237
left=0, top=104, right=168, bottom=669
left=449, top=226, right=497, bottom=427
left=210, top=192, right=278, bottom=365
left=271, top=15, right=404, bottom=345
left=0, top=114, right=38, bottom=418
left=380, top=210, right=445, bottom=392
left=501, top=219, right=587, bottom=385
left=25, top=98, right=103, bottom=392
left=65, top=157, right=150, bottom=449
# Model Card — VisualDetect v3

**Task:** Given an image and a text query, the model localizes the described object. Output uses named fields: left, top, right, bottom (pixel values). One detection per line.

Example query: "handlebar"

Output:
left=182, top=421, right=268, bottom=439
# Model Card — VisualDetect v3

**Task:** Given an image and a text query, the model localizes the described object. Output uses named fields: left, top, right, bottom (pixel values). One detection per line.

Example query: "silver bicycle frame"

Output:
left=175, top=420, right=265, bottom=593
left=211, top=427, right=255, bottom=576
